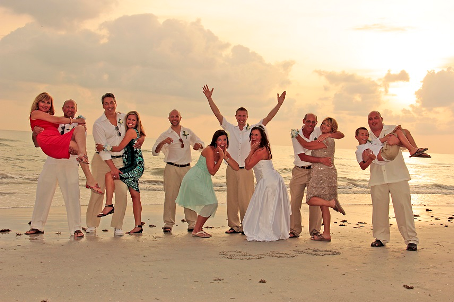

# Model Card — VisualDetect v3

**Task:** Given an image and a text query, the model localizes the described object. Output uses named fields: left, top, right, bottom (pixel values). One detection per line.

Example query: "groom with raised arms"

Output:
left=203, top=85, right=286, bottom=234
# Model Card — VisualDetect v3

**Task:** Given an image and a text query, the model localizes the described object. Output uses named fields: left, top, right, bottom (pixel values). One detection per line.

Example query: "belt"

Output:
left=296, top=165, right=312, bottom=169
left=239, top=167, right=245, bottom=169
left=167, top=162, right=190, bottom=168
left=95, top=152, right=123, bottom=159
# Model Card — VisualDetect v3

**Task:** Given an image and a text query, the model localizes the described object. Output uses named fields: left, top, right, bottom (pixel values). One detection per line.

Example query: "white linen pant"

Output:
left=30, top=157, right=81, bottom=234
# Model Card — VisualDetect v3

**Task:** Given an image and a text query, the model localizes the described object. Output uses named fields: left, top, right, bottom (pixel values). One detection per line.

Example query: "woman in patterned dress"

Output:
left=96, top=111, right=145, bottom=234
left=297, top=117, right=346, bottom=242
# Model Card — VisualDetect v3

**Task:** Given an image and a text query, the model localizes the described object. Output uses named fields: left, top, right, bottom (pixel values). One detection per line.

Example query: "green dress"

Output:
left=175, top=155, right=218, bottom=216
left=119, top=129, right=144, bottom=192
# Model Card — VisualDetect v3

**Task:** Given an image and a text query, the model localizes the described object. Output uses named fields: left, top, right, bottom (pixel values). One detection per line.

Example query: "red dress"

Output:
left=30, top=118, right=75, bottom=159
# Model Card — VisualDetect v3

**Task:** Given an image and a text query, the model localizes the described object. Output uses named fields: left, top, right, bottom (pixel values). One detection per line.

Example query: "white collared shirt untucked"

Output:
left=291, top=126, right=322, bottom=166
left=92, top=112, right=126, bottom=161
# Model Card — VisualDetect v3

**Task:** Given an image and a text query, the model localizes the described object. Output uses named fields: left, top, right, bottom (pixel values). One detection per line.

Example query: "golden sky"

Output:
left=1, top=1, right=453, bottom=153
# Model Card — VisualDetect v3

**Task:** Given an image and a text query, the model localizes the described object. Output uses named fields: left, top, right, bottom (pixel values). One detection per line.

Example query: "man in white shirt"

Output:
left=361, top=111, right=419, bottom=251
left=289, top=113, right=344, bottom=238
left=26, top=99, right=84, bottom=238
left=203, top=85, right=286, bottom=234
left=152, top=109, right=204, bottom=233
left=86, top=93, right=144, bottom=236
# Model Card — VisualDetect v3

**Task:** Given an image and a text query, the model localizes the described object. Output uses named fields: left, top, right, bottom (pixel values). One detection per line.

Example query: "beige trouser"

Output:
left=371, top=180, right=419, bottom=245
left=226, top=166, right=254, bottom=232
left=289, top=166, right=322, bottom=236
left=31, top=157, right=81, bottom=234
left=163, top=164, right=197, bottom=229
left=86, top=154, right=128, bottom=229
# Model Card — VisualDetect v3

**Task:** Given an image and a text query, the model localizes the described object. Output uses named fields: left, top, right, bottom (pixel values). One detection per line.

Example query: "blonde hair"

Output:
left=322, top=117, right=338, bottom=133
left=30, top=92, right=54, bottom=115
left=125, top=111, right=146, bottom=137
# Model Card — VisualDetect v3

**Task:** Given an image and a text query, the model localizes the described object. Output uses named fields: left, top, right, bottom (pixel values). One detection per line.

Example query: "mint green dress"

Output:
left=175, top=155, right=218, bottom=216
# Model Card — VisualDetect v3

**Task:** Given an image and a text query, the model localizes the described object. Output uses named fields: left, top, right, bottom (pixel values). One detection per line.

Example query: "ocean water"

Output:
left=1, top=129, right=453, bottom=209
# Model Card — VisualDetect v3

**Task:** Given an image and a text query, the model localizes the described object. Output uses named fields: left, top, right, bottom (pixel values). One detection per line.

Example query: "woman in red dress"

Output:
left=29, top=92, right=102, bottom=194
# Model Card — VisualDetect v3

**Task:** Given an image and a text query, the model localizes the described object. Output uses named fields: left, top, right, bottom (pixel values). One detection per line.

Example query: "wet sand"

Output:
left=1, top=202, right=453, bottom=301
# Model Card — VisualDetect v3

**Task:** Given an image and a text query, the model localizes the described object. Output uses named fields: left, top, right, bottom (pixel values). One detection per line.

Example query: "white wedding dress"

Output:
left=243, top=160, right=291, bottom=241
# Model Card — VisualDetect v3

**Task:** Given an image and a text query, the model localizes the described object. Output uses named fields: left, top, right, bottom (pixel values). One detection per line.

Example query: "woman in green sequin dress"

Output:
left=176, top=130, right=239, bottom=238
left=97, top=111, right=145, bottom=234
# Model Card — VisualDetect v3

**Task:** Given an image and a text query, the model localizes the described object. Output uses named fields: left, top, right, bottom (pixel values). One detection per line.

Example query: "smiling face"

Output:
left=235, top=109, right=248, bottom=128
left=355, top=129, right=370, bottom=145
left=320, top=120, right=333, bottom=134
left=62, top=100, right=77, bottom=118
left=102, top=97, right=117, bottom=116
left=38, top=98, right=52, bottom=113
left=302, top=113, right=317, bottom=133
left=126, top=113, right=138, bottom=129
left=168, top=110, right=181, bottom=127
left=216, top=135, right=228, bottom=151
left=250, top=129, right=262, bottom=144
left=368, top=111, right=383, bottom=133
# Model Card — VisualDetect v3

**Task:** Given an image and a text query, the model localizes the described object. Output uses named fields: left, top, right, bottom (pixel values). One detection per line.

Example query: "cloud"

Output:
left=0, top=13, right=293, bottom=121
left=382, top=70, right=410, bottom=93
left=415, top=68, right=454, bottom=110
left=0, top=0, right=116, bottom=30
left=352, top=23, right=412, bottom=32
left=314, top=70, right=381, bottom=114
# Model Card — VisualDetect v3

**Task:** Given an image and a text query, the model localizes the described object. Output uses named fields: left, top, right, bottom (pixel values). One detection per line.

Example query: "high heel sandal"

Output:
left=86, top=183, right=103, bottom=195
left=128, top=225, right=143, bottom=234
left=76, top=154, right=89, bottom=164
left=97, top=204, right=114, bottom=217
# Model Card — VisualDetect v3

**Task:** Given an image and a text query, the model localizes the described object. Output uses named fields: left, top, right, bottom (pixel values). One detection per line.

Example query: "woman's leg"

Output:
left=129, top=188, right=142, bottom=233
left=193, top=215, right=210, bottom=234
left=320, top=206, right=331, bottom=239
left=98, top=172, right=115, bottom=216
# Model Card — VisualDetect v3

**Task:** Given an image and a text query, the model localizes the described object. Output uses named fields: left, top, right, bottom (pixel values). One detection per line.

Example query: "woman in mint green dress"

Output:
left=176, top=130, right=239, bottom=238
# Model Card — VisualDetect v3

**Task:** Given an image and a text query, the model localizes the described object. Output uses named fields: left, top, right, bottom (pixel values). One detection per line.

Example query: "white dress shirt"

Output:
left=152, top=126, right=204, bottom=165
left=221, top=118, right=263, bottom=167
left=291, top=126, right=322, bottom=166
left=92, top=112, right=126, bottom=161
left=368, top=124, right=410, bottom=186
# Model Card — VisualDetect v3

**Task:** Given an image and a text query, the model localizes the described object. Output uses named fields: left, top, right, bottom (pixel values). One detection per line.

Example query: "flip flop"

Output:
left=312, top=234, right=331, bottom=242
left=410, top=148, right=429, bottom=158
left=25, top=228, right=44, bottom=235
left=74, top=230, right=84, bottom=238
left=86, top=183, right=103, bottom=195
left=371, top=239, right=384, bottom=247
left=192, top=231, right=211, bottom=238
left=289, top=231, right=299, bottom=238
left=162, top=227, right=172, bottom=233
left=225, top=228, right=240, bottom=234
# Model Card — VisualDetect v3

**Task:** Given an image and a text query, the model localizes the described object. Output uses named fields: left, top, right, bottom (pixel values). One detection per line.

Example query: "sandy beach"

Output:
left=1, top=198, right=453, bottom=302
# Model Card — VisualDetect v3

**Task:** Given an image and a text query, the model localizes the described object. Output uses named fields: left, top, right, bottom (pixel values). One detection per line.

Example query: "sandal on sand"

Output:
left=312, top=234, right=331, bottom=242
left=162, top=227, right=172, bottom=233
left=289, top=231, right=299, bottom=238
left=97, top=204, right=114, bottom=217
left=25, top=228, right=44, bottom=235
left=333, top=199, right=346, bottom=215
left=86, top=183, right=103, bottom=195
left=410, top=148, right=429, bottom=158
left=371, top=239, right=384, bottom=247
left=74, top=230, right=84, bottom=238
left=225, top=228, right=240, bottom=234
left=192, top=231, right=211, bottom=238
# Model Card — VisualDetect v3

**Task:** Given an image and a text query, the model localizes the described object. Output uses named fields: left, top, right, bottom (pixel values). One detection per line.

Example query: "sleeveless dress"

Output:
left=243, top=160, right=291, bottom=241
left=119, top=129, right=144, bottom=192
left=30, top=118, right=74, bottom=159
left=306, top=138, right=338, bottom=203
left=175, top=155, right=218, bottom=216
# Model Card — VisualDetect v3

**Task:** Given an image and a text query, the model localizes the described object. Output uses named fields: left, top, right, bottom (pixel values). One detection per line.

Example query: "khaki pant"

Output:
left=289, top=166, right=322, bottom=236
left=86, top=154, right=128, bottom=229
left=31, top=157, right=81, bottom=234
left=226, top=166, right=254, bottom=232
left=163, top=164, right=197, bottom=229
left=371, top=180, right=418, bottom=245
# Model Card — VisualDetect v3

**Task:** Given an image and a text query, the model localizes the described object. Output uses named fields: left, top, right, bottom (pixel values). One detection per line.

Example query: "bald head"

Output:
left=62, top=99, right=77, bottom=118
left=168, top=109, right=182, bottom=127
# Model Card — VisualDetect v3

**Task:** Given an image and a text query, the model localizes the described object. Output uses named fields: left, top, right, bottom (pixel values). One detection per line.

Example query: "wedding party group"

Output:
left=26, top=85, right=428, bottom=251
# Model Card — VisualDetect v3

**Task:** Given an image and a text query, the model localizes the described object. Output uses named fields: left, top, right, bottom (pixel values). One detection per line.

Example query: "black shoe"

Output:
left=97, top=204, right=114, bottom=217
left=128, top=225, right=143, bottom=234
left=406, top=243, right=417, bottom=251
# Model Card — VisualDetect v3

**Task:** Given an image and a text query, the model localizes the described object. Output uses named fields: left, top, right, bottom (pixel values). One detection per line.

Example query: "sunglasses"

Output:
left=114, top=125, right=121, bottom=136
left=179, top=138, right=184, bottom=148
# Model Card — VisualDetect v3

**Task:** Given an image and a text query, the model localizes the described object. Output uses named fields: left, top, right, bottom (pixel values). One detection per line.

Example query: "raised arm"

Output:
left=203, top=85, right=223, bottom=125
left=262, top=91, right=286, bottom=126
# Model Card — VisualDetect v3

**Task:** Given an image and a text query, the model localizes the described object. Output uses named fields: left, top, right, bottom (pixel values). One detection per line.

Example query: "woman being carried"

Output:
left=242, top=126, right=291, bottom=242
left=96, top=111, right=145, bottom=234
left=176, top=130, right=239, bottom=238
left=296, top=117, right=345, bottom=242
left=29, top=92, right=101, bottom=195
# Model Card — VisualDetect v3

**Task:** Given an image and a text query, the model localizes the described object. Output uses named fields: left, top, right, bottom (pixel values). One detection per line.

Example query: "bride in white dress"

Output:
left=242, top=126, right=291, bottom=241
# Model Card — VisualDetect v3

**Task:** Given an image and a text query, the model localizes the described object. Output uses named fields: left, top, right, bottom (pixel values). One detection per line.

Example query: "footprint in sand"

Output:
left=293, top=248, right=341, bottom=256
